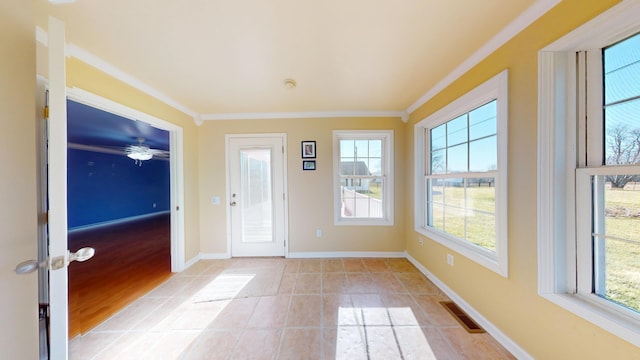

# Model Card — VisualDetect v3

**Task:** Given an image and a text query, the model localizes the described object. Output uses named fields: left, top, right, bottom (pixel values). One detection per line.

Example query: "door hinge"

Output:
left=282, top=146, right=284, bottom=154
left=39, top=303, right=48, bottom=320
left=44, top=89, right=49, bottom=119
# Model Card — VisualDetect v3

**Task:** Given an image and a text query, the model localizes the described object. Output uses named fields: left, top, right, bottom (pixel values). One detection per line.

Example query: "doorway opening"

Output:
left=64, top=90, right=185, bottom=337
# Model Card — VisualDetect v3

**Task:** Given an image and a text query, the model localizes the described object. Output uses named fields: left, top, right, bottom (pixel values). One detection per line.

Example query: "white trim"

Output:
left=36, top=26, right=48, bottom=47
left=67, top=87, right=184, bottom=132
left=65, top=87, right=186, bottom=274
left=66, top=44, right=201, bottom=123
left=537, top=0, right=640, bottom=348
left=405, top=254, right=533, bottom=360
left=202, top=111, right=408, bottom=122
left=183, top=254, right=201, bottom=271
left=406, top=0, right=560, bottom=114
left=68, top=211, right=170, bottom=233
left=34, top=28, right=201, bottom=124
left=198, top=253, right=232, bottom=260
left=332, top=130, right=394, bottom=226
left=225, top=133, right=289, bottom=258
left=288, top=251, right=406, bottom=259
left=47, top=16, right=69, bottom=360
left=414, top=70, right=509, bottom=277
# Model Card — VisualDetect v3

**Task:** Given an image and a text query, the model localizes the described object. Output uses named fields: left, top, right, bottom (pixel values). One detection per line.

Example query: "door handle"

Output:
left=14, top=247, right=96, bottom=274
left=230, top=193, right=237, bottom=206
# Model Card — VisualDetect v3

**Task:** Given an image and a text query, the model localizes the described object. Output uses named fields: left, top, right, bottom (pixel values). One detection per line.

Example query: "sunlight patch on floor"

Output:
left=336, top=306, right=437, bottom=359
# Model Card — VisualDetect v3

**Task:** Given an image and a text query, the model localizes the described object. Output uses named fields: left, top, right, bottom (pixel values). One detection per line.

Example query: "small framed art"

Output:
left=303, top=160, right=316, bottom=171
left=301, top=141, right=316, bottom=158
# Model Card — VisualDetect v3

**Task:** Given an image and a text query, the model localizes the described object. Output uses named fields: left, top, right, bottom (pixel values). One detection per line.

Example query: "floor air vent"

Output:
left=440, top=301, right=485, bottom=333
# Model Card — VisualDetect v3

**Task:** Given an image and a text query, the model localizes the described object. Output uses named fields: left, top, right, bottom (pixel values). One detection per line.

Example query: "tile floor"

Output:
left=69, top=258, right=515, bottom=359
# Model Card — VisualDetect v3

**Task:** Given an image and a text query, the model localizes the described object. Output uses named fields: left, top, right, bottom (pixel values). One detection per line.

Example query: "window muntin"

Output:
left=334, top=131, right=393, bottom=225
left=426, top=100, right=498, bottom=252
left=537, top=4, right=640, bottom=345
left=415, top=70, right=508, bottom=276
left=577, top=32, right=640, bottom=315
left=604, top=33, right=640, bottom=167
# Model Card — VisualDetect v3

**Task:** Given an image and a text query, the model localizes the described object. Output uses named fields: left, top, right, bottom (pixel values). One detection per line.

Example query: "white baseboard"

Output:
left=405, top=254, right=533, bottom=360
left=68, top=210, right=170, bottom=233
left=199, top=252, right=232, bottom=260
left=287, top=251, right=406, bottom=259
left=184, top=250, right=528, bottom=357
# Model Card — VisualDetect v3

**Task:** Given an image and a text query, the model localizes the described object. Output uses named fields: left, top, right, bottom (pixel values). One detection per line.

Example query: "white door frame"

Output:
left=225, top=133, right=289, bottom=257
left=46, top=17, right=185, bottom=359
left=47, top=16, right=69, bottom=359
left=65, top=87, right=186, bottom=273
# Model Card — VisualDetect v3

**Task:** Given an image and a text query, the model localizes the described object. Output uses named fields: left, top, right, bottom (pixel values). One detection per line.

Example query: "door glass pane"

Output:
left=593, top=174, right=640, bottom=313
left=240, top=149, right=272, bottom=243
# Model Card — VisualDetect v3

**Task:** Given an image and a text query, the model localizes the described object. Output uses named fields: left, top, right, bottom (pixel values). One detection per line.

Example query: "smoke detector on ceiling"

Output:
left=283, top=79, right=297, bottom=89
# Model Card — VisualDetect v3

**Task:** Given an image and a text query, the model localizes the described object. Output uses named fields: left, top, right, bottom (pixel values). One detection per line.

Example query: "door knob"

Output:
left=14, top=247, right=96, bottom=274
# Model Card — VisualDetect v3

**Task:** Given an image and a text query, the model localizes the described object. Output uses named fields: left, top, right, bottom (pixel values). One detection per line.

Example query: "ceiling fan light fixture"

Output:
left=126, top=145, right=153, bottom=161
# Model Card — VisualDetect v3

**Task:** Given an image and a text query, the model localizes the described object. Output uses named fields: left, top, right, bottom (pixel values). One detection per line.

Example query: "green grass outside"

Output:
left=431, top=182, right=639, bottom=313
left=357, top=179, right=639, bottom=313
left=603, top=185, right=640, bottom=313
left=431, top=184, right=496, bottom=251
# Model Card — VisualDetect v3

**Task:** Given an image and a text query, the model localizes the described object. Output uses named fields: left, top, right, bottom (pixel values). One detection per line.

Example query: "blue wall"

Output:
left=67, top=149, right=170, bottom=229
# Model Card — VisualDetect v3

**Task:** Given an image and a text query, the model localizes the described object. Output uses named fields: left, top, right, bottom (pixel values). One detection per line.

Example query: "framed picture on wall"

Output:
left=301, top=141, right=316, bottom=158
left=303, top=160, right=316, bottom=171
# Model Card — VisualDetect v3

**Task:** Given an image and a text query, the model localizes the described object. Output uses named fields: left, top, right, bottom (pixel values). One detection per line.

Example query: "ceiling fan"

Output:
left=125, top=137, right=169, bottom=165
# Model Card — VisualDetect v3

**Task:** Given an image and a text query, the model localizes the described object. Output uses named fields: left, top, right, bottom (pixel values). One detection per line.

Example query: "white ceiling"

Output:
left=36, top=0, right=554, bottom=121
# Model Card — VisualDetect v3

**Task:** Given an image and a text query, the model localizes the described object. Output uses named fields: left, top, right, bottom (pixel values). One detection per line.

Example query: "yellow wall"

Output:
left=405, top=0, right=639, bottom=358
left=198, top=117, right=406, bottom=255
left=26, top=0, right=640, bottom=356
left=0, top=0, right=39, bottom=357
left=66, top=59, right=201, bottom=262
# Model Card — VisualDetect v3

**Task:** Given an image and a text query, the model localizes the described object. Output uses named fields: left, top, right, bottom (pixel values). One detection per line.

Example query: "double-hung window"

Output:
left=333, top=130, right=393, bottom=226
left=538, top=0, right=640, bottom=346
left=415, top=70, right=508, bottom=276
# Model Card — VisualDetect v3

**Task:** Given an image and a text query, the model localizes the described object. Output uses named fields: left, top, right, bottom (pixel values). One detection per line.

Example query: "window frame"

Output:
left=537, top=0, right=640, bottom=347
left=414, top=70, right=509, bottom=277
left=333, top=130, right=394, bottom=226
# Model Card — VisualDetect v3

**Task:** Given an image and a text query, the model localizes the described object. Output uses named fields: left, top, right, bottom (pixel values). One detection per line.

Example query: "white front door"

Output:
left=227, top=135, right=287, bottom=257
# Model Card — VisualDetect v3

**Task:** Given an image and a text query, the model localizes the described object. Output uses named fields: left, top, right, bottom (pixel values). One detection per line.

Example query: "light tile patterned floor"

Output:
left=69, top=258, right=515, bottom=359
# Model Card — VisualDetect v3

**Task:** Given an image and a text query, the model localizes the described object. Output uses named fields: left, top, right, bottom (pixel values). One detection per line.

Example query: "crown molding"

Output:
left=36, top=27, right=201, bottom=125
left=405, top=0, right=561, bottom=116
left=66, top=44, right=201, bottom=124
left=201, top=110, right=409, bottom=122
left=38, top=0, right=560, bottom=126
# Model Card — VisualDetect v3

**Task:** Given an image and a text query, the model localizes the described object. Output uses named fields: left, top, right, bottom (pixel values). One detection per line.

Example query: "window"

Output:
left=333, top=130, right=393, bottom=225
left=415, top=70, right=508, bottom=276
left=538, top=0, right=640, bottom=347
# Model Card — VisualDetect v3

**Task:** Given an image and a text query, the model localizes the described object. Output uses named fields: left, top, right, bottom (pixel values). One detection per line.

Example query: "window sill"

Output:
left=416, top=226, right=507, bottom=277
left=335, top=218, right=394, bottom=226
left=539, top=292, right=640, bottom=348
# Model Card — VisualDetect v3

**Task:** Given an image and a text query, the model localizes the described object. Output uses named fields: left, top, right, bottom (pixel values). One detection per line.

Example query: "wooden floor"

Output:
left=68, top=213, right=171, bottom=338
